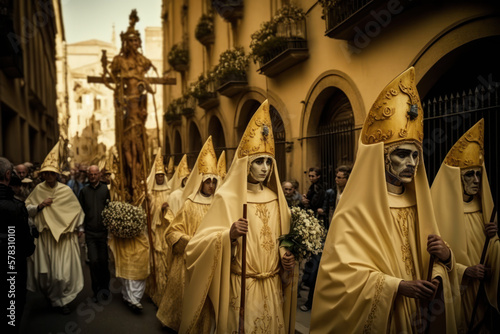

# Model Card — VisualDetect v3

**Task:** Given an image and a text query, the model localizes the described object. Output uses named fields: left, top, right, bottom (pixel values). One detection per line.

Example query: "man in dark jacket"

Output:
left=300, top=167, right=326, bottom=312
left=78, top=165, right=111, bottom=302
left=1, top=157, right=35, bottom=333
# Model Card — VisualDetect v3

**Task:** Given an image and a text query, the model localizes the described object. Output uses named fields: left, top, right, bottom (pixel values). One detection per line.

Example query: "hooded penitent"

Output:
left=179, top=100, right=296, bottom=334
left=157, top=136, right=219, bottom=331
left=431, top=119, right=498, bottom=330
left=311, top=67, right=460, bottom=333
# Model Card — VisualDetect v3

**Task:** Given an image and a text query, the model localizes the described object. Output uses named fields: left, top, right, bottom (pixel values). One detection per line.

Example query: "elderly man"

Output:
left=282, top=180, right=303, bottom=208
left=1, top=157, right=35, bottom=332
left=25, top=143, right=85, bottom=314
left=311, top=68, right=460, bottom=333
left=78, top=165, right=111, bottom=302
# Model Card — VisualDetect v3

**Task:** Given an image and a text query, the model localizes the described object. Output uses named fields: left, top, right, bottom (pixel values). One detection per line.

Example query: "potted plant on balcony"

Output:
left=167, top=43, right=189, bottom=72
left=189, top=72, right=219, bottom=110
left=212, top=0, right=243, bottom=22
left=215, top=47, right=249, bottom=97
left=249, top=4, right=308, bottom=77
left=165, top=98, right=182, bottom=123
left=195, top=14, right=215, bottom=46
left=181, top=93, right=196, bottom=118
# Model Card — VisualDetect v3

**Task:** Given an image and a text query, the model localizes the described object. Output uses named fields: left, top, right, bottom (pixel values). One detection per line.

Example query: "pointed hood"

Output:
left=181, top=136, right=218, bottom=204
left=444, top=118, right=484, bottom=168
left=361, top=67, right=424, bottom=146
left=217, top=150, right=227, bottom=181
left=40, top=142, right=61, bottom=174
left=167, top=154, right=191, bottom=192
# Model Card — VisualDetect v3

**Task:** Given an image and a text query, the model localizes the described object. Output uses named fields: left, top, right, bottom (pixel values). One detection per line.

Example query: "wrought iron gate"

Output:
left=423, top=83, right=499, bottom=205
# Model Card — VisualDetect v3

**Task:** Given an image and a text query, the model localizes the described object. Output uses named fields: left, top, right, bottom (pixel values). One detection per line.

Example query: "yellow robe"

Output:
left=179, top=156, right=296, bottom=334
left=109, top=231, right=150, bottom=281
left=431, top=163, right=498, bottom=331
left=311, top=141, right=460, bottom=334
left=459, top=198, right=500, bottom=330
left=156, top=193, right=212, bottom=331
left=227, top=187, right=286, bottom=332
left=145, top=188, right=171, bottom=305
left=25, top=181, right=85, bottom=307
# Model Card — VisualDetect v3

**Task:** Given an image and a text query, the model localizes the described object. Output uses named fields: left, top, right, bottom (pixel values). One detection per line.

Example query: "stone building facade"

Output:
left=162, top=0, right=499, bottom=198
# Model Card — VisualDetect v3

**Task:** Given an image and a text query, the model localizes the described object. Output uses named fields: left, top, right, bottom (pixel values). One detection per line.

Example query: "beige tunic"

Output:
left=227, top=187, right=285, bottom=332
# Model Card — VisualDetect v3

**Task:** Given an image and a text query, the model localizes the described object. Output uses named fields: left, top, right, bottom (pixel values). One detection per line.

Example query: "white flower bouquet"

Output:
left=279, top=206, right=327, bottom=262
left=102, top=201, right=147, bottom=238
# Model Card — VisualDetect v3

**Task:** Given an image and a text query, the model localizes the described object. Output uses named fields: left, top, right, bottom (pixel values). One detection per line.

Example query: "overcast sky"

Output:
left=61, top=0, right=162, bottom=46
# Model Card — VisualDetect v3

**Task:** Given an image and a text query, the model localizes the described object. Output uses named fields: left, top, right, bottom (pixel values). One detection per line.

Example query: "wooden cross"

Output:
left=87, top=76, right=176, bottom=85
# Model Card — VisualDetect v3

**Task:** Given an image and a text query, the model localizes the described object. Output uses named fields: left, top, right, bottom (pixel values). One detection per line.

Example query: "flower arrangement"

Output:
left=189, top=71, right=217, bottom=100
left=195, top=14, right=215, bottom=43
left=279, top=206, right=326, bottom=262
left=167, top=43, right=189, bottom=69
left=102, top=201, right=147, bottom=238
left=249, top=4, right=306, bottom=64
left=215, top=47, right=249, bottom=83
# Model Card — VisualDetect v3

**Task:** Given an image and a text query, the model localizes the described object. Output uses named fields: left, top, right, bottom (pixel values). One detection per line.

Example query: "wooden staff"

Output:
left=424, top=254, right=436, bottom=334
left=239, top=204, right=247, bottom=334
left=468, top=206, right=497, bottom=333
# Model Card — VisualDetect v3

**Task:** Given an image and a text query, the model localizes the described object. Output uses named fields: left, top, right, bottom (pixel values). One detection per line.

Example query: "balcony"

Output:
left=324, top=0, right=415, bottom=40
left=217, top=73, right=248, bottom=97
left=212, top=0, right=243, bottom=23
left=258, top=20, right=309, bottom=77
left=197, top=92, right=219, bottom=110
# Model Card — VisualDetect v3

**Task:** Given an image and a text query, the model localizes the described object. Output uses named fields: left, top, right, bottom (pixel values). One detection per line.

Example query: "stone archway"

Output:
left=173, top=130, right=182, bottom=164
left=188, top=121, right=202, bottom=167
left=208, top=115, right=226, bottom=156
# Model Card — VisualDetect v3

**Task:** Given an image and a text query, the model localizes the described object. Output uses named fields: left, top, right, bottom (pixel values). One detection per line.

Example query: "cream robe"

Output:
left=179, top=156, right=296, bottom=334
left=145, top=188, right=171, bottom=305
left=227, top=186, right=286, bottom=332
left=169, top=186, right=185, bottom=216
left=25, top=181, right=84, bottom=307
left=311, top=141, right=460, bottom=334
left=157, top=193, right=213, bottom=331
left=431, top=163, right=498, bottom=331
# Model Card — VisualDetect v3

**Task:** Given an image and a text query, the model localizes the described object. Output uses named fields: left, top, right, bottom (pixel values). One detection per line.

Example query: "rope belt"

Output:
left=231, top=267, right=280, bottom=280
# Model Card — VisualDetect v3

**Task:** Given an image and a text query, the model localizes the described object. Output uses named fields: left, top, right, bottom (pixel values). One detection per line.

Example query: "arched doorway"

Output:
left=188, top=121, right=202, bottom=167
left=419, top=36, right=500, bottom=204
left=237, top=99, right=286, bottom=178
left=311, top=88, right=355, bottom=189
left=173, top=130, right=182, bottom=164
left=208, top=116, right=226, bottom=156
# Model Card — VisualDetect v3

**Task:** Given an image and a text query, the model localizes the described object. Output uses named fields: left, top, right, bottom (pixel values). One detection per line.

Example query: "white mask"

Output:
left=248, top=157, right=272, bottom=183
left=461, top=167, right=481, bottom=196
left=386, top=143, right=420, bottom=184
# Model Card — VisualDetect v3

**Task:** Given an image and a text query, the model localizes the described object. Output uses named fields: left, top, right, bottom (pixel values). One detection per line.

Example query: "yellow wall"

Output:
left=161, top=0, right=499, bottom=192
